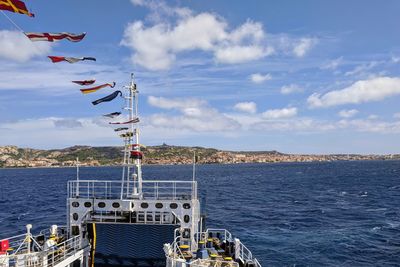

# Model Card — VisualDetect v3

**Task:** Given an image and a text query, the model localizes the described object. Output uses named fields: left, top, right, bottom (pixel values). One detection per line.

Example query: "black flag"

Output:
left=92, top=91, right=122, bottom=105
left=103, top=112, right=121, bottom=118
left=114, top=127, right=129, bottom=132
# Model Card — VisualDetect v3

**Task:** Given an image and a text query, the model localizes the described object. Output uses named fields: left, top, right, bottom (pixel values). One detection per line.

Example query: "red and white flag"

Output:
left=48, top=56, right=96, bottom=64
left=25, top=32, right=86, bottom=42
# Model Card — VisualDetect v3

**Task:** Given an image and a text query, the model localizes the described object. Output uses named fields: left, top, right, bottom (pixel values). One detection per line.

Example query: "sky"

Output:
left=0, top=0, right=400, bottom=154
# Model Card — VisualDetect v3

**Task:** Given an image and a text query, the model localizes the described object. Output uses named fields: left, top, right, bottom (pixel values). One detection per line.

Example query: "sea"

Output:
left=0, top=161, right=399, bottom=266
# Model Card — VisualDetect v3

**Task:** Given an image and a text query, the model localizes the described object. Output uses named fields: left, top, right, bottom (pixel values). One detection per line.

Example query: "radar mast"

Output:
left=121, top=73, right=143, bottom=199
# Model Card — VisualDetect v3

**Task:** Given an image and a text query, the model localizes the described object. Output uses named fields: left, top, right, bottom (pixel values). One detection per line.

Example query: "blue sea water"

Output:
left=0, top=161, right=399, bottom=266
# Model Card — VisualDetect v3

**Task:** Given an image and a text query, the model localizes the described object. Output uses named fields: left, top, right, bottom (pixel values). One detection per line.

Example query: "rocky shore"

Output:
left=0, top=145, right=398, bottom=168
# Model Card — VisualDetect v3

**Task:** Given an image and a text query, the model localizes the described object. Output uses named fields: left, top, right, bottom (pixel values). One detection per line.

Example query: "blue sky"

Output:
left=1, top=0, right=400, bottom=154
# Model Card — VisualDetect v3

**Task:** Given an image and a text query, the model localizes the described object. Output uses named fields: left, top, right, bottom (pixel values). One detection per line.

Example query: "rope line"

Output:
left=0, top=10, right=25, bottom=32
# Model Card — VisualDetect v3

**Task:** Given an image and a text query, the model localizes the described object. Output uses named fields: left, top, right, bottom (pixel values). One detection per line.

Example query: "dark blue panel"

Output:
left=94, top=223, right=178, bottom=266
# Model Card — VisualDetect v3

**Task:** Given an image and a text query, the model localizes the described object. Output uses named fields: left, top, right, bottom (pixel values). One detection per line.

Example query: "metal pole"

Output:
left=133, top=75, right=142, bottom=196
left=122, top=136, right=129, bottom=199
left=192, top=151, right=196, bottom=182
left=192, top=151, right=196, bottom=200
left=128, top=75, right=135, bottom=196
left=121, top=138, right=126, bottom=199
left=76, top=157, right=79, bottom=197
left=26, top=224, right=32, bottom=254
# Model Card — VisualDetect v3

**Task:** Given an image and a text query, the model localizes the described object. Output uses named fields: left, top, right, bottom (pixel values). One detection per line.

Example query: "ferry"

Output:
left=0, top=76, right=261, bottom=267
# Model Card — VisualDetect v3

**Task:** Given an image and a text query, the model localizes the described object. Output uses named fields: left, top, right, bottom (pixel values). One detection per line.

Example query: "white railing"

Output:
left=39, top=226, right=68, bottom=238
left=239, top=242, right=261, bottom=267
left=167, top=228, right=261, bottom=267
left=45, top=235, right=81, bottom=266
left=203, top=229, right=233, bottom=242
left=166, top=237, right=241, bottom=267
left=0, top=235, right=81, bottom=267
left=68, top=180, right=197, bottom=200
left=190, top=259, right=240, bottom=267
left=0, top=251, right=44, bottom=267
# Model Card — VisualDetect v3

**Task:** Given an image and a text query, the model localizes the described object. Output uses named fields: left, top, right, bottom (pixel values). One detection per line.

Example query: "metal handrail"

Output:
left=190, top=259, right=240, bottom=267
left=192, top=229, right=261, bottom=267
left=195, top=229, right=233, bottom=244
left=47, top=235, right=81, bottom=266
left=0, top=232, right=43, bottom=255
left=68, top=180, right=197, bottom=200
left=0, top=235, right=81, bottom=267
left=171, top=236, right=186, bottom=259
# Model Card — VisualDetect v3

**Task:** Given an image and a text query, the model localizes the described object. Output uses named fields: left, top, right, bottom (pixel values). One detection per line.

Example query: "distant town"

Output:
left=0, top=144, right=399, bottom=168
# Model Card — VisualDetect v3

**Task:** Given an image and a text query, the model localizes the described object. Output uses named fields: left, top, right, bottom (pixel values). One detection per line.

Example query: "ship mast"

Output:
left=121, top=73, right=142, bottom=199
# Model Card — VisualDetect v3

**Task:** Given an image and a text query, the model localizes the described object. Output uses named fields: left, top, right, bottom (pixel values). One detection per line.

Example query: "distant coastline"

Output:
left=0, top=144, right=399, bottom=168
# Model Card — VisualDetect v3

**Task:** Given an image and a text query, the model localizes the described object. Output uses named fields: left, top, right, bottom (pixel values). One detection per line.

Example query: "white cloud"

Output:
left=250, top=73, right=272, bottom=84
left=147, top=112, right=240, bottom=132
left=148, top=96, right=205, bottom=109
left=0, top=114, right=239, bottom=148
left=271, top=34, right=318, bottom=58
left=122, top=2, right=315, bottom=70
left=146, top=96, right=240, bottom=132
left=229, top=21, right=264, bottom=43
left=252, top=117, right=335, bottom=132
left=262, top=107, right=297, bottom=119
left=338, top=109, right=358, bottom=118
left=292, top=38, right=317, bottom=57
left=280, top=84, right=303, bottom=95
left=131, top=0, right=145, bottom=5
left=121, top=14, right=227, bottom=70
left=130, top=0, right=192, bottom=20
left=336, top=119, right=400, bottom=134
left=4, top=114, right=400, bottom=149
left=214, top=45, right=270, bottom=64
left=345, top=61, right=378, bottom=76
left=233, top=102, right=257, bottom=114
left=121, top=13, right=272, bottom=70
left=53, top=119, right=83, bottom=128
left=308, top=77, right=400, bottom=108
left=0, top=117, right=114, bottom=148
left=394, top=113, right=400, bottom=119
left=321, top=57, right=343, bottom=70
left=253, top=116, right=400, bottom=134
left=0, top=30, right=52, bottom=62
left=368, top=115, right=379, bottom=120
left=391, top=56, right=400, bottom=63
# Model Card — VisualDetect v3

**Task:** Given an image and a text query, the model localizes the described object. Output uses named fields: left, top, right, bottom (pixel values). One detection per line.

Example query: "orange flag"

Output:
left=80, top=82, right=116, bottom=94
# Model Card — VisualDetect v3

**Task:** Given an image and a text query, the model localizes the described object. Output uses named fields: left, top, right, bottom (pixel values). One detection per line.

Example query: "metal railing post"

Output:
left=156, top=182, right=159, bottom=199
